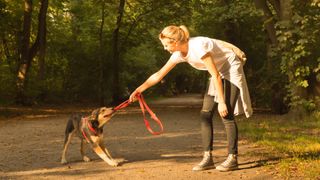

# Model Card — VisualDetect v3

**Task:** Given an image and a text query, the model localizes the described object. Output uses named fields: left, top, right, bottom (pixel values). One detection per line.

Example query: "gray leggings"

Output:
left=200, top=79, right=240, bottom=154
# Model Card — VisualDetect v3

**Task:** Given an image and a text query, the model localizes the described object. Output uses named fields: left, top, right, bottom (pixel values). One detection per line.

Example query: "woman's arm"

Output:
left=129, top=59, right=177, bottom=102
left=201, top=53, right=228, bottom=117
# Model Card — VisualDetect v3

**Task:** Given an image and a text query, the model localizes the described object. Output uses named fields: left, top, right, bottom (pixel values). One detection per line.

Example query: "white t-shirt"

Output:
left=168, top=36, right=253, bottom=118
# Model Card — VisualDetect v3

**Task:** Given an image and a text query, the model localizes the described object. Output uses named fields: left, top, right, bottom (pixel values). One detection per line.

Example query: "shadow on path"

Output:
left=0, top=94, right=280, bottom=180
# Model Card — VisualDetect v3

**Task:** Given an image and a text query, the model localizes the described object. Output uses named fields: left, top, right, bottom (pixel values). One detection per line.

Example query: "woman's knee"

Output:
left=200, top=110, right=213, bottom=121
left=222, top=118, right=237, bottom=127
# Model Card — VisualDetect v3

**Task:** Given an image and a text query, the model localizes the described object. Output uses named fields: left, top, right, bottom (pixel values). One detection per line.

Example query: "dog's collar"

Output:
left=81, top=117, right=98, bottom=143
left=82, top=117, right=97, bottom=135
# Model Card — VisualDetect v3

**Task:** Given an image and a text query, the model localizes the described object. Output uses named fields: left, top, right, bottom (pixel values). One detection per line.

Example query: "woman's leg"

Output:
left=193, top=92, right=217, bottom=171
left=216, top=79, right=240, bottom=171
left=222, top=119, right=238, bottom=154
left=200, top=93, right=217, bottom=151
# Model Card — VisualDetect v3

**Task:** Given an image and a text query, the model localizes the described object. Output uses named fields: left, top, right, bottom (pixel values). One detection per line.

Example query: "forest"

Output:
left=0, top=0, right=319, bottom=115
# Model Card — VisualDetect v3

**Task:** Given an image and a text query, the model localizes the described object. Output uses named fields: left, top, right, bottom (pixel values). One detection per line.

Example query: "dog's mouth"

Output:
left=103, top=114, right=112, bottom=118
left=103, top=110, right=116, bottom=118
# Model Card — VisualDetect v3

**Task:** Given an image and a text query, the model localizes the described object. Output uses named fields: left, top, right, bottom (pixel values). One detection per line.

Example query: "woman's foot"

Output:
left=192, top=151, right=215, bottom=171
left=216, top=154, right=238, bottom=171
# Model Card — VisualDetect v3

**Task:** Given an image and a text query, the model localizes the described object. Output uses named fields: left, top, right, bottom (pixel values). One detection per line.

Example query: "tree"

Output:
left=111, top=0, right=125, bottom=103
left=253, top=0, right=291, bottom=114
left=97, top=0, right=107, bottom=105
left=254, top=0, right=320, bottom=114
left=16, top=0, right=48, bottom=104
left=275, top=1, right=320, bottom=113
left=36, top=0, right=49, bottom=101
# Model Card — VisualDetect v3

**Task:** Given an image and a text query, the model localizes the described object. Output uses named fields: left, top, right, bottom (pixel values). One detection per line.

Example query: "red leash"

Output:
left=113, top=94, right=163, bottom=135
left=81, top=117, right=95, bottom=143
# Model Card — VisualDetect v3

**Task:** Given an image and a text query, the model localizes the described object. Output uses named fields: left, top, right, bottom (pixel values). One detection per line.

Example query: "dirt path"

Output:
left=0, top=94, right=277, bottom=180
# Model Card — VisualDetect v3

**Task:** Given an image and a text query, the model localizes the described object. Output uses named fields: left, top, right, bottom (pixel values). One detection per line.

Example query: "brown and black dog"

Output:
left=61, top=107, right=118, bottom=167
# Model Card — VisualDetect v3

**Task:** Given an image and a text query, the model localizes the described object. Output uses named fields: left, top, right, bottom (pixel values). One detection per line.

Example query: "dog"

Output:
left=60, top=107, right=118, bottom=167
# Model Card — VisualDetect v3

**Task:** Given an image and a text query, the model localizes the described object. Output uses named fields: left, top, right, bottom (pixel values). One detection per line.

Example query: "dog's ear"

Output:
left=91, top=108, right=100, bottom=121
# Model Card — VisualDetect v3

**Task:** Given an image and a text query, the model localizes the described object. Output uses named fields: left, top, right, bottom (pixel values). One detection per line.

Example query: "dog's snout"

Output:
left=103, top=110, right=115, bottom=118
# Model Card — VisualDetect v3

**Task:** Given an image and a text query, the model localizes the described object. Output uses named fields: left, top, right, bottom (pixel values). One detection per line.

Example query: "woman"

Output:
left=129, top=25, right=252, bottom=172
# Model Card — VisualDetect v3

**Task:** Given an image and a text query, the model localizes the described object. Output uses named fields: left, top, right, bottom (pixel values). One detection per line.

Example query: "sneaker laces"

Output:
left=198, top=152, right=211, bottom=166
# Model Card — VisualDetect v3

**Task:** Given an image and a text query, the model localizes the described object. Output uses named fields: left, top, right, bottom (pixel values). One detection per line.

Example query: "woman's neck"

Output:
left=179, top=42, right=189, bottom=57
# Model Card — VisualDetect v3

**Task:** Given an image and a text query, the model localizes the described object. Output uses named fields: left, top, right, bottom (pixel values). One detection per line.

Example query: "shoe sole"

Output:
left=192, top=165, right=215, bottom=171
left=216, top=165, right=238, bottom=172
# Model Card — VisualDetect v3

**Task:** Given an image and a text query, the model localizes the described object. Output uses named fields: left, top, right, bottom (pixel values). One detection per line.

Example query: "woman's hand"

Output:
left=129, top=90, right=140, bottom=102
left=236, top=50, right=247, bottom=62
left=218, top=102, right=228, bottom=118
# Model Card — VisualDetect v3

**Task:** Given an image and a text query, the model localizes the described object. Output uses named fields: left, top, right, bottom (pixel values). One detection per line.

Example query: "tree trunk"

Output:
left=253, top=0, right=278, bottom=45
left=98, top=1, right=106, bottom=105
left=16, top=0, right=49, bottom=104
left=279, top=0, right=291, bottom=20
left=37, top=0, right=49, bottom=101
left=254, top=0, right=288, bottom=114
left=111, top=0, right=125, bottom=103
left=16, top=0, right=33, bottom=104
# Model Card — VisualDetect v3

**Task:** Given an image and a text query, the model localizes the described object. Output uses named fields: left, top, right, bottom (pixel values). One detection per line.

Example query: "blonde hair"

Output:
left=159, top=25, right=190, bottom=43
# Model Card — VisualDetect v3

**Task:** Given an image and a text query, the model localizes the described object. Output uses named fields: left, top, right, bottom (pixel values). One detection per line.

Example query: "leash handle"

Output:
left=113, top=93, right=164, bottom=135
left=137, top=94, right=163, bottom=135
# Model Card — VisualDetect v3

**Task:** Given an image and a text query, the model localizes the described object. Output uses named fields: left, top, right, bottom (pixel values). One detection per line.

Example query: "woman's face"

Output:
left=160, top=38, right=178, bottom=54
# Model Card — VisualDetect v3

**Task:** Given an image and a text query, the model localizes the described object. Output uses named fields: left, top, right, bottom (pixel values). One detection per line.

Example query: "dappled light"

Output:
left=0, top=0, right=319, bottom=179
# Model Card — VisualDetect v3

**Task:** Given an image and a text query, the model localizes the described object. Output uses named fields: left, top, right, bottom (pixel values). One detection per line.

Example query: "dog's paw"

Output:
left=61, top=159, right=68, bottom=164
left=110, top=160, right=118, bottom=167
left=83, top=156, right=91, bottom=162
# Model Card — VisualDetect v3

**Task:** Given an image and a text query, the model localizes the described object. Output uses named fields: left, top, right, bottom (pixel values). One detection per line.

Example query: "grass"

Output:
left=238, top=112, right=320, bottom=179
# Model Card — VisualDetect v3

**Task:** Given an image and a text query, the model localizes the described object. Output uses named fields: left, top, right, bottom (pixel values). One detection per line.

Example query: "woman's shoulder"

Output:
left=169, top=51, right=185, bottom=63
left=189, top=37, right=217, bottom=51
left=189, top=36, right=215, bottom=44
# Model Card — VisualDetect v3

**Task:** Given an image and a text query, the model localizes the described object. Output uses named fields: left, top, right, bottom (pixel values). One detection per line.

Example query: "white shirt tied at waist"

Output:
left=168, top=36, right=253, bottom=118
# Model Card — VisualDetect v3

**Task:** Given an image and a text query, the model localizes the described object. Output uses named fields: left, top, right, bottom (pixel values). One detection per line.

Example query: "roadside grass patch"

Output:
left=238, top=113, right=320, bottom=179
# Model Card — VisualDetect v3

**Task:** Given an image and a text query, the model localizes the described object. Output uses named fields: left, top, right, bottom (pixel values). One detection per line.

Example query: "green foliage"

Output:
left=273, top=1, right=320, bottom=112
left=122, top=43, right=159, bottom=93
left=0, top=0, right=22, bottom=103
left=1, top=0, right=318, bottom=109
left=0, top=0, right=268, bottom=105
left=118, top=0, right=195, bottom=96
left=192, top=0, right=269, bottom=107
left=0, top=64, right=16, bottom=104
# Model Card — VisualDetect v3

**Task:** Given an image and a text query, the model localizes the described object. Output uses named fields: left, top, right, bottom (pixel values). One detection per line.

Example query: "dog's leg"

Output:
left=96, top=134, right=113, bottom=159
left=92, top=145, right=119, bottom=167
left=99, top=140, right=115, bottom=161
left=80, top=139, right=91, bottom=162
left=61, top=131, right=74, bottom=164
left=102, top=144, right=113, bottom=159
left=90, top=136, right=118, bottom=167
left=98, top=134, right=117, bottom=162
left=100, top=143, right=120, bottom=166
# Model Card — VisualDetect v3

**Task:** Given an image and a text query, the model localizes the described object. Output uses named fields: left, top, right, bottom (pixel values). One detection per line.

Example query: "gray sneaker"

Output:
left=192, top=151, right=215, bottom=171
left=216, top=154, right=238, bottom=171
